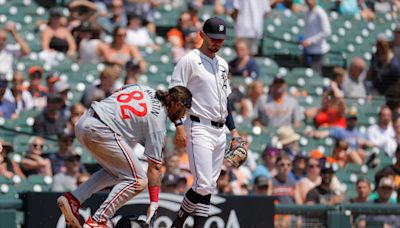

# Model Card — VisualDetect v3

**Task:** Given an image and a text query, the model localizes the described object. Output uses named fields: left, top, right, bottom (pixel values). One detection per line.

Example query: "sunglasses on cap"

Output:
left=180, top=99, right=192, bottom=109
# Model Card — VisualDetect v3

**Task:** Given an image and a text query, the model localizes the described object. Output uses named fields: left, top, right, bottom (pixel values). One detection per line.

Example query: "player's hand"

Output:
left=302, top=39, right=311, bottom=48
left=174, top=125, right=187, bottom=148
left=146, top=202, right=158, bottom=225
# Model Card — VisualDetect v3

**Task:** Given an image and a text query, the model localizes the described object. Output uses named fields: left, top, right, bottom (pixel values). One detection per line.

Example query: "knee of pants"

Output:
left=134, top=178, right=148, bottom=192
left=193, top=186, right=213, bottom=196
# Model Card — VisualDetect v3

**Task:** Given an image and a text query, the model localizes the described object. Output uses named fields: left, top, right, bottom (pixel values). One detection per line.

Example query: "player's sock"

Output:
left=171, top=188, right=198, bottom=228
left=193, top=202, right=210, bottom=228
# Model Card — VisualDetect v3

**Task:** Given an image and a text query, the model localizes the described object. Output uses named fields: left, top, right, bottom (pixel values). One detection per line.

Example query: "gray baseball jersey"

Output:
left=91, top=84, right=166, bottom=164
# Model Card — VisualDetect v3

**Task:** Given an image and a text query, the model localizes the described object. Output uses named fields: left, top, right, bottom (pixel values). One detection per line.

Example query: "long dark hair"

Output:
left=156, top=86, right=192, bottom=108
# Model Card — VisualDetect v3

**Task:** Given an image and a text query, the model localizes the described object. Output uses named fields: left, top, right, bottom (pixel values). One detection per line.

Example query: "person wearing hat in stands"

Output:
left=357, top=176, right=400, bottom=228
left=276, top=126, right=301, bottom=159
left=305, top=162, right=343, bottom=205
left=32, top=94, right=67, bottom=137
left=253, top=146, right=280, bottom=179
left=255, top=76, right=303, bottom=128
left=0, top=139, right=25, bottom=179
left=46, top=71, right=60, bottom=95
left=253, top=175, right=271, bottom=196
left=52, top=154, right=89, bottom=192
left=172, top=28, right=199, bottom=64
left=54, top=80, right=72, bottom=120
left=161, top=172, right=187, bottom=194
left=25, top=66, right=47, bottom=109
left=48, top=130, right=86, bottom=175
left=379, top=146, right=400, bottom=190
left=167, top=12, right=202, bottom=49
left=20, top=136, right=52, bottom=177
left=41, top=7, right=76, bottom=58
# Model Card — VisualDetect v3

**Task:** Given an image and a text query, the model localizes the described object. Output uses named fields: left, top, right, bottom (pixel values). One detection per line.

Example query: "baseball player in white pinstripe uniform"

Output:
left=170, top=17, right=243, bottom=228
left=56, top=84, right=192, bottom=228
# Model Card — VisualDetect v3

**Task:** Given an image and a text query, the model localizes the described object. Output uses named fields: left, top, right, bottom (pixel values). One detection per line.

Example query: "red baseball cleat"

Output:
left=83, top=216, right=108, bottom=228
left=57, top=192, right=82, bottom=228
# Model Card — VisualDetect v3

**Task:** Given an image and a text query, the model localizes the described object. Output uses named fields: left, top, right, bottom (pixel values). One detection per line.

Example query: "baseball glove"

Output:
left=225, top=137, right=248, bottom=168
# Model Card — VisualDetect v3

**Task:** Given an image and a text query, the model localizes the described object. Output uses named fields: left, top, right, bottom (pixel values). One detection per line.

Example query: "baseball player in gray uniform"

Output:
left=57, top=84, right=192, bottom=228
left=169, top=17, right=243, bottom=228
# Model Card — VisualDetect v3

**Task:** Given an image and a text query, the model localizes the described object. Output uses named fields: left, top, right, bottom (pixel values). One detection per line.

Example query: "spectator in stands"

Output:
left=349, top=178, right=372, bottom=203
left=67, top=0, right=98, bottom=32
left=272, top=155, right=302, bottom=204
left=187, top=1, right=203, bottom=30
left=77, top=22, right=107, bottom=65
left=357, top=177, right=400, bottom=228
left=171, top=28, right=198, bottom=64
left=272, top=0, right=303, bottom=13
left=276, top=126, right=301, bottom=159
left=32, top=94, right=67, bottom=137
left=0, top=139, right=25, bottom=179
left=326, top=67, right=345, bottom=98
left=66, top=103, right=86, bottom=133
left=3, top=71, right=34, bottom=119
left=240, top=80, right=265, bottom=120
left=124, top=0, right=159, bottom=34
left=41, top=8, right=77, bottom=58
left=103, top=27, right=147, bottom=72
left=302, top=0, right=331, bottom=75
left=395, top=117, right=400, bottom=146
left=217, top=163, right=234, bottom=194
left=367, top=35, right=400, bottom=96
left=255, top=76, right=303, bottom=128
left=342, top=57, right=367, bottom=98
left=0, top=22, right=30, bottom=81
left=26, top=66, right=47, bottom=109
left=125, top=13, right=159, bottom=50
left=229, top=39, right=260, bottom=79
left=97, top=0, right=127, bottom=34
left=161, top=172, right=187, bottom=194
left=313, top=89, right=347, bottom=128
left=289, top=152, right=307, bottom=181
left=393, top=24, right=400, bottom=60
left=326, top=139, right=351, bottom=168
left=379, top=146, right=400, bottom=190
left=367, top=106, right=397, bottom=156
left=305, top=163, right=343, bottom=205
left=167, top=12, right=202, bottom=49
left=308, top=107, right=372, bottom=164
left=46, top=72, right=60, bottom=95
left=252, top=175, right=271, bottom=196
left=231, top=0, right=271, bottom=55
left=52, top=154, right=88, bottom=192
left=123, top=59, right=142, bottom=85
left=80, top=66, right=120, bottom=108
left=54, top=81, right=72, bottom=120
left=253, top=146, right=280, bottom=179
left=298, top=157, right=321, bottom=204
left=48, top=130, right=86, bottom=175
left=0, top=80, right=15, bottom=119
left=20, top=136, right=52, bottom=177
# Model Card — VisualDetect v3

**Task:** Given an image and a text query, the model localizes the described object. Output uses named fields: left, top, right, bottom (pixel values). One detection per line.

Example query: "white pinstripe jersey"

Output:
left=92, top=84, right=166, bottom=164
left=170, top=49, right=231, bottom=122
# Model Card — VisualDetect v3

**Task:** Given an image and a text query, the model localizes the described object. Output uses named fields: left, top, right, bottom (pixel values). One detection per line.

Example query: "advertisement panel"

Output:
left=22, top=192, right=274, bottom=228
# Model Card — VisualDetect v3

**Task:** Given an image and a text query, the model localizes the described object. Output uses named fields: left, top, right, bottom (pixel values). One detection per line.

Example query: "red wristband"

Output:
left=148, top=186, right=160, bottom=202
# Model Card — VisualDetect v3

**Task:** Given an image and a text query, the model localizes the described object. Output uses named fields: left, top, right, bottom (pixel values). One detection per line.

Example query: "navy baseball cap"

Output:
left=203, top=17, right=227, bottom=40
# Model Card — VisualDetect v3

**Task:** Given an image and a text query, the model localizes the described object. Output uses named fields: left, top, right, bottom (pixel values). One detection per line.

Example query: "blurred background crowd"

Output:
left=0, top=0, right=400, bottom=226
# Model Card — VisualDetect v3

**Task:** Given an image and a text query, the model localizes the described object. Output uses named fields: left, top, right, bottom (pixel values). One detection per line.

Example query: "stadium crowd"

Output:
left=0, top=0, right=400, bottom=227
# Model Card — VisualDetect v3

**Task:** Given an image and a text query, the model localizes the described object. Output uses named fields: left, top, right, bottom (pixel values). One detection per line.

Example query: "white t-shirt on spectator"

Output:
left=367, top=124, right=397, bottom=157
left=126, top=28, right=154, bottom=48
left=0, top=44, right=21, bottom=81
left=233, top=0, right=271, bottom=39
